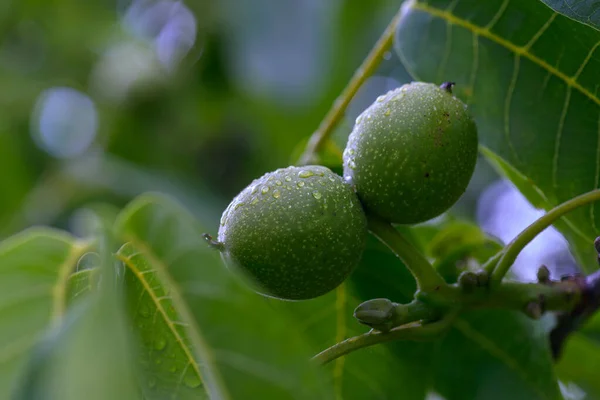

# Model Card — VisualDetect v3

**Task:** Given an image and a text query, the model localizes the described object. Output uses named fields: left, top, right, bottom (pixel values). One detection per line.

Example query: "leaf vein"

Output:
left=504, top=55, right=521, bottom=164
left=484, top=0, right=510, bottom=31
left=552, top=86, right=572, bottom=190
left=524, top=13, right=557, bottom=51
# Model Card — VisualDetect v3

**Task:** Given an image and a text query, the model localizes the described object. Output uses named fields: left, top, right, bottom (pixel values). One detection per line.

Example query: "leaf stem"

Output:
left=312, top=315, right=454, bottom=365
left=490, top=189, right=600, bottom=286
left=297, top=8, right=403, bottom=165
left=367, top=216, right=447, bottom=293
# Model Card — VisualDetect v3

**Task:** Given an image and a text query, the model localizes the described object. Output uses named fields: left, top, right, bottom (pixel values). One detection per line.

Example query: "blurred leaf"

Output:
left=539, top=0, right=600, bottom=31
left=13, top=297, right=141, bottom=400
left=118, top=243, right=207, bottom=399
left=12, top=219, right=141, bottom=400
left=555, top=333, right=600, bottom=398
left=395, top=0, right=600, bottom=272
left=65, top=268, right=97, bottom=306
left=0, top=228, right=89, bottom=399
left=114, top=193, right=333, bottom=399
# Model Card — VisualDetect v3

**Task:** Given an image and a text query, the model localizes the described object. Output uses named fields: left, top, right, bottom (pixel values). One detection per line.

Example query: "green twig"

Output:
left=367, top=216, right=447, bottom=293
left=490, top=189, right=600, bottom=286
left=297, top=8, right=403, bottom=165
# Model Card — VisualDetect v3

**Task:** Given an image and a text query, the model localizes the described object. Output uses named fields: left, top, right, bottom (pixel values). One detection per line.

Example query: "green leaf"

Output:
left=118, top=242, right=208, bottom=399
left=539, top=0, right=600, bottom=31
left=113, top=193, right=333, bottom=399
left=395, top=0, right=600, bottom=272
left=555, top=333, right=600, bottom=398
left=0, top=228, right=89, bottom=399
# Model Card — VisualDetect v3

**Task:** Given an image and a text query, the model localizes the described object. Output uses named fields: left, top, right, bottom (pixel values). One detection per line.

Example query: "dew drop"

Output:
left=251, top=198, right=259, bottom=205
left=234, top=202, right=244, bottom=210
left=384, top=109, right=391, bottom=116
left=251, top=185, right=258, bottom=194
left=328, top=176, right=336, bottom=182
left=312, top=191, right=322, bottom=200
left=273, top=190, right=280, bottom=199
left=261, top=186, right=269, bottom=194
left=355, top=115, right=362, bottom=125
left=298, top=170, right=314, bottom=178
left=348, top=149, right=354, bottom=155
left=366, top=115, right=372, bottom=120
left=284, top=176, right=292, bottom=182
left=184, top=372, right=202, bottom=389
left=376, top=95, right=385, bottom=102
left=297, top=181, right=305, bottom=188
left=348, top=160, right=356, bottom=170
left=154, top=337, right=167, bottom=351
left=275, top=180, right=282, bottom=186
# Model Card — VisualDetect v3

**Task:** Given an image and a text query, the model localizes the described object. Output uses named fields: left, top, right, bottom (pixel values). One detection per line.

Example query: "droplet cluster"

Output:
left=218, top=165, right=367, bottom=300
left=343, top=82, right=478, bottom=224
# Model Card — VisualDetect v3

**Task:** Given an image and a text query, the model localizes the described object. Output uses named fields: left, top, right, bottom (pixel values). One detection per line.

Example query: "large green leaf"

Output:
left=113, top=193, right=333, bottom=399
left=0, top=229, right=89, bottom=399
left=540, top=0, right=600, bottom=31
left=395, top=0, right=600, bottom=272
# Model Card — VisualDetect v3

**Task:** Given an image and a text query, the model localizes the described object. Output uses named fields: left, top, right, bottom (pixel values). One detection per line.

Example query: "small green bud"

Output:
left=354, top=298, right=398, bottom=332
left=537, top=265, right=550, bottom=283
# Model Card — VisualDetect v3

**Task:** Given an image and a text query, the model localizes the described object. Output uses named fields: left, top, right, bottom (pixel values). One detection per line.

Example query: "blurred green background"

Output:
left=0, top=0, right=408, bottom=236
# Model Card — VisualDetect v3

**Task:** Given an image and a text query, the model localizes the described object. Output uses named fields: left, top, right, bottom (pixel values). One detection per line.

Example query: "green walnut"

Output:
left=217, top=165, right=367, bottom=300
left=343, top=82, right=478, bottom=224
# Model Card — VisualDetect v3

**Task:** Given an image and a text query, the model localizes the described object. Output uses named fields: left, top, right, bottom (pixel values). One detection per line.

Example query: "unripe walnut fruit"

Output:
left=343, top=82, right=478, bottom=224
left=218, top=165, right=367, bottom=300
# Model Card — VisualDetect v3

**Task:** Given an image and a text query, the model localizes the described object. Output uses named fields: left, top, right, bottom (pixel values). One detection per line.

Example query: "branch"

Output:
left=551, top=268, right=600, bottom=358
left=367, top=216, right=447, bottom=293
left=490, top=189, right=600, bottom=286
left=297, top=8, right=403, bottom=165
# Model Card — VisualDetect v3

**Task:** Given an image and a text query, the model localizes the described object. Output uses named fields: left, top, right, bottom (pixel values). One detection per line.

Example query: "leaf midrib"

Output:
left=122, top=236, right=231, bottom=400
left=116, top=249, right=204, bottom=390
